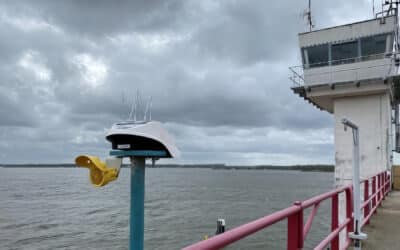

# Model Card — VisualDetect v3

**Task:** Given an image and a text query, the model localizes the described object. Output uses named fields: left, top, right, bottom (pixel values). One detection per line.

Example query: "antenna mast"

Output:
left=143, top=96, right=152, bottom=122
left=377, top=0, right=400, bottom=17
left=373, top=0, right=375, bottom=17
left=387, top=0, right=399, bottom=16
left=304, top=0, right=314, bottom=32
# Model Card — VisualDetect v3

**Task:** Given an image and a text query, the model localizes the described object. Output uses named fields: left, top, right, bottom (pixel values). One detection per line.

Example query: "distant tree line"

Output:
left=0, top=163, right=334, bottom=172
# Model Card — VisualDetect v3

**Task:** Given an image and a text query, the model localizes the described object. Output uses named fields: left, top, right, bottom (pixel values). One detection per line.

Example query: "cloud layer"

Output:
left=0, top=0, right=374, bottom=164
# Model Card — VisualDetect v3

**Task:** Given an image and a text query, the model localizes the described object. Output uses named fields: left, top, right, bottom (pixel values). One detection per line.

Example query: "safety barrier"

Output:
left=288, top=52, right=397, bottom=87
left=183, top=171, right=391, bottom=250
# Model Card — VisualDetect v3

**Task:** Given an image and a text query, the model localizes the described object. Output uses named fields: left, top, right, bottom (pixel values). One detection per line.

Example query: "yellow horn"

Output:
left=75, top=155, right=120, bottom=187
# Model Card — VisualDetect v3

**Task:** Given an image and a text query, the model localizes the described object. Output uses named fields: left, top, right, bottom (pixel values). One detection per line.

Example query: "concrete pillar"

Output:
left=333, top=92, right=392, bottom=245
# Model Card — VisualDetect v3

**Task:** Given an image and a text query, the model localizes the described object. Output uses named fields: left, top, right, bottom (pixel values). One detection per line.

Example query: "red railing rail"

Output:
left=183, top=170, right=391, bottom=250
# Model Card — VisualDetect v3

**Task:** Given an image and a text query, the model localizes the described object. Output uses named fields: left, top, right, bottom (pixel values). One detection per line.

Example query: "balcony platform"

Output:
left=291, top=85, right=324, bottom=111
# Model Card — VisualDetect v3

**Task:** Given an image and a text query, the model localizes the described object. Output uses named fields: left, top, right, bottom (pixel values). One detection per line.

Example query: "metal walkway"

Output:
left=363, top=191, right=400, bottom=250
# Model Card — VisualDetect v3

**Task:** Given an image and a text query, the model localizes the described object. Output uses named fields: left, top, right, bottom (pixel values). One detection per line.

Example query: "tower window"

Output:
left=361, top=34, right=387, bottom=60
left=331, top=40, right=358, bottom=65
left=305, top=44, right=329, bottom=68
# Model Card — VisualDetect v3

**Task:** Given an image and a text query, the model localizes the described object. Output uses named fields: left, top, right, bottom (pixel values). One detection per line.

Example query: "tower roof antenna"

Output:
left=304, top=0, right=314, bottom=32
left=377, top=0, right=400, bottom=18
left=373, top=0, right=375, bottom=17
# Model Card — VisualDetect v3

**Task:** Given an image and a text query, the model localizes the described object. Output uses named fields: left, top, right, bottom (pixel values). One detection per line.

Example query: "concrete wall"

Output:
left=334, top=93, right=392, bottom=187
left=333, top=92, right=392, bottom=245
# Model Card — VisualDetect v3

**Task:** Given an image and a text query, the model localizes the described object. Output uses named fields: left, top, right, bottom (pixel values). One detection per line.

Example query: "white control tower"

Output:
left=290, top=7, right=400, bottom=186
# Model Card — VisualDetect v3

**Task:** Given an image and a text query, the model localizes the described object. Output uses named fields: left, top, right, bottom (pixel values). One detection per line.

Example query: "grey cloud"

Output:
left=59, top=59, right=331, bottom=131
left=0, top=0, right=371, bottom=164
left=192, top=1, right=305, bottom=65
left=0, top=93, right=36, bottom=127
left=1, top=0, right=189, bottom=36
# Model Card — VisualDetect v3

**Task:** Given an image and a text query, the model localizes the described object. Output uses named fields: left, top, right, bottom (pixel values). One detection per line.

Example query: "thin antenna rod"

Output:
left=134, top=90, right=140, bottom=121
left=143, top=96, right=152, bottom=121
left=128, top=93, right=135, bottom=121
left=382, top=0, right=384, bottom=17
left=304, top=0, right=313, bottom=32
left=308, top=0, right=312, bottom=32
left=373, top=0, right=375, bottom=17
left=149, top=97, right=152, bottom=121
left=144, top=97, right=149, bottom=121
left=378, top=0, right=400, bottom=18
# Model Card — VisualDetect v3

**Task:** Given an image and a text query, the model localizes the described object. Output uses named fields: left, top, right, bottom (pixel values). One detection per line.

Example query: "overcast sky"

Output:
left=0, top=0, right=378, bottom=165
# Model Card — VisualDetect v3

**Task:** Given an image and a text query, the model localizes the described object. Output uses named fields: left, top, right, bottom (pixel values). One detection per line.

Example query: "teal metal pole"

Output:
left=130, top=157, right=145, bottom=250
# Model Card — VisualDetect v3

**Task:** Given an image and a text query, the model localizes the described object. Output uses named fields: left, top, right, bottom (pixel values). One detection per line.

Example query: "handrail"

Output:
left=302, top=62, right=393, bottom=78
left=314, top=218, right=351, bottom=250
left=183, top=205, right=302, bottom=250
left=183, top=170, right=391, bottom=250
left=299, top=52, right=393, bottom=69
left=289, top=51, right=399, bottom=87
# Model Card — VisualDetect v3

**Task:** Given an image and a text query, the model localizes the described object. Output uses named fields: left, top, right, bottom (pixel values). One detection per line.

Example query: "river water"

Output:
left=0, top=168, right=334, bottom=249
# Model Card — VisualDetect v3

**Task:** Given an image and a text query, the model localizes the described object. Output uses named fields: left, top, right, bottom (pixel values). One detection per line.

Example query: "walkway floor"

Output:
left=363, top=191, right=400, bottom=250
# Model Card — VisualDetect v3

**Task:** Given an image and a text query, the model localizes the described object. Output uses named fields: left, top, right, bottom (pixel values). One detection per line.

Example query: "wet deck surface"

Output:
left=363, top=191, right=400, bottom=250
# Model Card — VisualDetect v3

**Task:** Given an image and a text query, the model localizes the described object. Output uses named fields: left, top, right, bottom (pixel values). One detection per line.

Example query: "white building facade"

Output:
left=291, top=14, right=400, bottom=245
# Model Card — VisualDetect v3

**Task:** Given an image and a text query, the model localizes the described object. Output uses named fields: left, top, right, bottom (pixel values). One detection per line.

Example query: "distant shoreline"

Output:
left=0, top=164, right=334, bottom=172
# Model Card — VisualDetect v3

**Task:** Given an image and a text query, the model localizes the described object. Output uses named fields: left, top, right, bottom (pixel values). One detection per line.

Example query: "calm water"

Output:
left=0, top=168, right=334, bottom=250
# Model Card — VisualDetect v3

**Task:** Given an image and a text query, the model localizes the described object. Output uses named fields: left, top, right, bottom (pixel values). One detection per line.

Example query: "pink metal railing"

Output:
left=183, top=171, right=391, bottom=250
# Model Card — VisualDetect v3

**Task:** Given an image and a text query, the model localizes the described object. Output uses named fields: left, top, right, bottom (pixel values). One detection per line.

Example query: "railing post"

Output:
left=383, top=172, right=386, bottom=199
left=383, top=171, right=389, bottom=193
left=387, top=172, right=390, bottom=193
left=287, top=201, right=303, bottom=250
left=378, top=174, right=382, bottom=204
left=331, top=194, right=339, bottom=250
left=382, top=173, right=385, bottom=200
left=380, top=173, right=383, bottom=201
left=382, top=172, right=386, bottom=196
left=372, top=176, right=377, bottom=214
left=382, top=172, right=385, bottom=197
left=387, top=171, right=391, bottom=193
left=382, top=172, right=384, bottom=197
left=345, top=188, right=354, bottom=240
left=385, top=172, right=389, bottom=195
left=364, top=180, right=370, bottom=225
